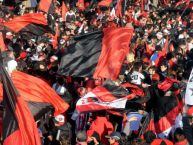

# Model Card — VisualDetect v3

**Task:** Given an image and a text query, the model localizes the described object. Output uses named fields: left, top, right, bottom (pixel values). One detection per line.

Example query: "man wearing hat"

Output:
left=105, top=132, right=121, bottom=145
left=48, top=114, right=72, bottom=145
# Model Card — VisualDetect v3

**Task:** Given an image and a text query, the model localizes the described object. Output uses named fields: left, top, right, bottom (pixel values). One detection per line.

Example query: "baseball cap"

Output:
left=105, top=132, right=121, bottom=141
left=53, top=114, right=65, bottom=125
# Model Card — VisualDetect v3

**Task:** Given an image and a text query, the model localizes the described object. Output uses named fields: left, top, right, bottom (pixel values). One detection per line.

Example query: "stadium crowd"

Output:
left=0, top=0, right=193, bottom=145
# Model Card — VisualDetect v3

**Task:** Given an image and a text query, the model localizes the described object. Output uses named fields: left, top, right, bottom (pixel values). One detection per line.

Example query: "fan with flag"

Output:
left=0, top=55, right=69, bottom=145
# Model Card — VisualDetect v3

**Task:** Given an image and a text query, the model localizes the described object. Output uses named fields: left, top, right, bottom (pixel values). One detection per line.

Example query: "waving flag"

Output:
left=76, top=80, right=136, bottom=113
left=3, top=13, right=52, bottom=35
left=147, top=84, right=182, bottom=138
left=1, top=65, right=41, bottom=145
left=0, top=71, right=69, bottom=118
left=58, top=27, right=133, bottom=80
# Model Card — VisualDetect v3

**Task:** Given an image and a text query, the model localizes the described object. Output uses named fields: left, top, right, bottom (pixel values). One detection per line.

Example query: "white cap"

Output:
left=31, top=39, right=36, bottom=43
left=54, top=115, right=65, bottom=125
left=50, top=55, right=58, bottom=61
left=178, top=34, right=184, bottom=39
left=26, top=48, right=31, bottom=52
left=6, top=60, right=17, bottom=74
left=6, top=32, right=12, bottom=36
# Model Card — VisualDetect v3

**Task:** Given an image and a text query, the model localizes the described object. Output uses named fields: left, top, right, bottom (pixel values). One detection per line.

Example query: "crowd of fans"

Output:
left=1, top=0, right=193, bottom=145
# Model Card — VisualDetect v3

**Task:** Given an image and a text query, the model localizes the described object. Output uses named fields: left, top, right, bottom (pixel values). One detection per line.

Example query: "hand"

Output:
left=47, top=135, right=53, bottom=141
left=91, top=137, right=99, bottom=145
left=142, top=83, right=150, bottom=88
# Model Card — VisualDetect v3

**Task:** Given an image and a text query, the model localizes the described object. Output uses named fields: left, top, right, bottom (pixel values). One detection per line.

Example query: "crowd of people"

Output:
left=0, top=0, right=193, bottom=145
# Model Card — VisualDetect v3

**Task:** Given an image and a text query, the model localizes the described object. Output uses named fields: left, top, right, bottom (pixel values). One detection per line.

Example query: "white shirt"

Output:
left=130, top=71, right=145, bottom=85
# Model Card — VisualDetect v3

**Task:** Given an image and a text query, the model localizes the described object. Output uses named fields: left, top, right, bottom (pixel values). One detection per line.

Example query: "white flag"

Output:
left=185, top=69, right=193, bottom=105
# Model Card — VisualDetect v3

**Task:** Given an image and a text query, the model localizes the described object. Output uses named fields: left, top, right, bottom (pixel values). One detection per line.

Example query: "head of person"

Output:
left=106, top=132, right=121, bottom=145
left=53, top=114, right=65, bottom=126
left=0, top=0, right=3, bottom=5
left=148, top=66, right=157, bottom=75
left=87, top=131, right=101, bottom=145
left=160, top=61, right=168, bottom=73
left=132, top=138, right=145, bottom=145
left=76, top=131, right=87, bottom=144
left=133, top=61, right=143, bottom=72
left=174, top=128, right=186, bottom=143
left=156, top=32, right=163, bottom=40
left=144, top=131, right=156, bottom=144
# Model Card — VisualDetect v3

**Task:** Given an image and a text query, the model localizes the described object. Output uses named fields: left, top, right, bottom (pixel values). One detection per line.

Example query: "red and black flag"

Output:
left=76, top=80, right=136, bottom=113
left=146, top=81, right=182, bottom=138
left=38, top=0, right=55, bottom=15
left=1, top=63, right=41, bottom=145
left=58, top=27, right=133, bottom=80
left=0, top=71, right=69, bottom=118
left=3, top=13, right=53, bottom=36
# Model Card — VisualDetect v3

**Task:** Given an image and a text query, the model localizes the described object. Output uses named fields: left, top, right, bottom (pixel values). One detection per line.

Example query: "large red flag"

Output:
left=93, top=27, right=133, bottom=80
left=1, top=65, right=41, bottom=145
left=3, top=13, right=52, bottom=35
left=0, top=71, right=69, bottom=116
left=58, top=27, right=133, bottom=80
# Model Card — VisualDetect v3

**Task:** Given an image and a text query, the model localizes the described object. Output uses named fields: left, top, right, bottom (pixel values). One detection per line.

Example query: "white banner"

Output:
left=185, top=68, right=193, bottom=105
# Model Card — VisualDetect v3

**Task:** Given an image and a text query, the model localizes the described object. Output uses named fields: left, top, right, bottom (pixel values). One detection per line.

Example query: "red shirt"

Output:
left=87, top=116, right=114, bottom=144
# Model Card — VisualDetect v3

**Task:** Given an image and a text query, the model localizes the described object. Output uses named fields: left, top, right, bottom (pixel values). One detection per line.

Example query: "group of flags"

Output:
left=0, top=67, right=69, bottom=145
left=0, top=0, right=193, bottom=143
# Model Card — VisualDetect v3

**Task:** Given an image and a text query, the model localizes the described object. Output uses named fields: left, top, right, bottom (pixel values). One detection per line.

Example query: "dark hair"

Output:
left=133, top=61, right=142, bottom=71
left=144, top=131, right=156, bottom=143
left=174, top=128, right=186, bottom=142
